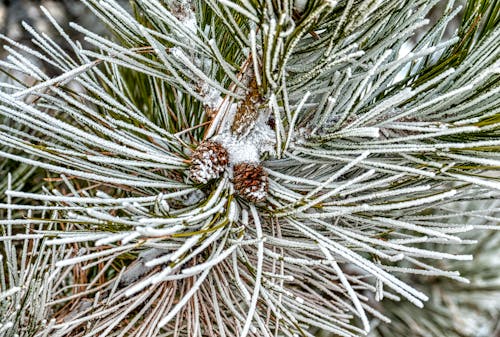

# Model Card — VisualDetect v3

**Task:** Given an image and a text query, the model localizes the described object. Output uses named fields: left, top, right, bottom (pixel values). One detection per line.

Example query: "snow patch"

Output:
left=183, top=15, right=197, bottom=34
left=215, top=133, right=260, bottom=164
left=214, top=111, right=276, bottom=165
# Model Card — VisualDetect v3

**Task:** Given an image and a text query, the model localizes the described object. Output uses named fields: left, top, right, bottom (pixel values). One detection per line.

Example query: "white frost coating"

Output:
left=136, top=225, right=184, bottom=237
left=181, top=245, right=238, bottom=275
left=0, top=322, right=14, bottom=331
left=214, top=113, right=276, bottom=165
left=335, top=127, right=380, bottom=139
left=0, top=287, right=21, bottom=299
left=295, top=296, right=304, bottom=304
left=200, top=82, right=223, bottom=110
left=216, top=133, right=260, bottom=164
left=239, top=205, right=264, bottom=337
left=228, top=201, right=240, bottom=222
left=170, top=46, right=185, bottom=60
left=241, top=209, right=249, bottom=226
left=171, top=10, right=224, bottom=113
left=95, top=232, right=132, bottom=246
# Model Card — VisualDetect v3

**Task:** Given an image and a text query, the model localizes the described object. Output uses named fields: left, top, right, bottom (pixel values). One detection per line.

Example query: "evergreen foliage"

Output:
left=0, top=0, right=499, bottom=336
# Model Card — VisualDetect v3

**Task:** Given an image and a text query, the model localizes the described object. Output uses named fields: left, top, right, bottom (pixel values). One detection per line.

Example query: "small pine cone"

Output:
left=189, top=141, right=229, bottom=184
left=231, top=78, right=262, bottom=138
left=233, top=163, right=268, bottom=202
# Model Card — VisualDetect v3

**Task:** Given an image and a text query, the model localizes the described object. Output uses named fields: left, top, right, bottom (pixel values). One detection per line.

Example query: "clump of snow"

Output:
left=249, top=113, right=276, bottom=157
left=170, top=46, right=185, bottom=60
left=214, top=133, right=260, bottom=165
left=214, top=106, right=276, bottom=165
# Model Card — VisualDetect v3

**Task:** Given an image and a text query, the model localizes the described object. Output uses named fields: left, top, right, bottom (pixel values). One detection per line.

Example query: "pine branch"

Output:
left=0, top=0, right=498, bottom=336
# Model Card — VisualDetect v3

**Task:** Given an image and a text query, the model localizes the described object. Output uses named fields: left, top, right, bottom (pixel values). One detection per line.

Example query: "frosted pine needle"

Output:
left=0, top=0, right=499, bottom=336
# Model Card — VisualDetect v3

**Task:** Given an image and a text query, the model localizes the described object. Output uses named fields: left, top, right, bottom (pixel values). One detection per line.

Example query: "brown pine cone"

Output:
left=189, top=140, right=229, bottom=184
left=231, top=77, right=262, bottom=138
left=233, top=163, right=268, bottom=202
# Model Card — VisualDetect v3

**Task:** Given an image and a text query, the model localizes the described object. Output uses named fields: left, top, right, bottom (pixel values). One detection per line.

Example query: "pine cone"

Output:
left=189, top=140, right=229, bottom=184
left=233, top=163, right=268, bottom=202
left=231, top=77, right=262, bottom=138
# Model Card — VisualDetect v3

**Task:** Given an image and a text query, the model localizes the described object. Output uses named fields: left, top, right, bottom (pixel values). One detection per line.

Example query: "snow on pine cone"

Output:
left=231, top=77, right=262, bottom=138
left=233, top=162, right=268, bottom=202
left=189, top=140, right=229, bottom=184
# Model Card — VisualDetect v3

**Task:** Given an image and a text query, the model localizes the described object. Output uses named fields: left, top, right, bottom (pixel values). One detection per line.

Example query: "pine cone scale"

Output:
left=233, top=163, right=268, bottom=202
left=189, top=140, right=229, bottom=184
